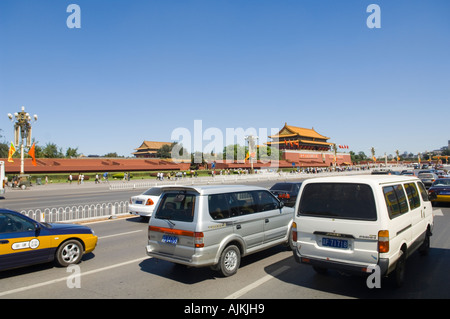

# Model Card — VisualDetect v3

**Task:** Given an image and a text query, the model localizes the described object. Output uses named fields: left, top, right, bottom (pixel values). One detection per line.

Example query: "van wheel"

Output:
left=393, top=250, right=406, bottom=287
left=419, top=232, right=430, bottom=256
left=218, top=245, right=240, bottom=277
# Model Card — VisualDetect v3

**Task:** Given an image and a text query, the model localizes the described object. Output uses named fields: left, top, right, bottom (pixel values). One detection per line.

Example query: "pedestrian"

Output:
left=69, top=174, right=73, bottom=184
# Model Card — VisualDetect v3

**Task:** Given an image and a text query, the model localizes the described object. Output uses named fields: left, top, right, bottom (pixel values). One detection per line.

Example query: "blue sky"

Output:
left=1, top=0, right=449, bottom=158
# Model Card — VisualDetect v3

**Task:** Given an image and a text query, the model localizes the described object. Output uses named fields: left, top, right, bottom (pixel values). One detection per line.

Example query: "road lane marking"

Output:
left=225, top=266, right=290, bottom=299
left=0, top=256, right=149, bottom=297
left=433, top=209, right=443, bottom=216
left=98, top=230, right=143, bottom=239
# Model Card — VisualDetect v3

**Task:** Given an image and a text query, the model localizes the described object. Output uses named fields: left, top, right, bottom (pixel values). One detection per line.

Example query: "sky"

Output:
left=0, top=0, right=449, bottom=158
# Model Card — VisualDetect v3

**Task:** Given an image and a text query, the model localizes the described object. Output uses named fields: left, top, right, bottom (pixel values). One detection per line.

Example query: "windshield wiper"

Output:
left=159, top=216, right=176, bottom=226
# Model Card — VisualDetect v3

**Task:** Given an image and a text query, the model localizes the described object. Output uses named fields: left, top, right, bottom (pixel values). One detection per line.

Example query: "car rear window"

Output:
left=143, top=188, right=163, bottom=196
left=154, top=192, right=196, bottom=222
left=270, top=183, right=293, bottom=191
left=298, top=183, right=377, bottom=221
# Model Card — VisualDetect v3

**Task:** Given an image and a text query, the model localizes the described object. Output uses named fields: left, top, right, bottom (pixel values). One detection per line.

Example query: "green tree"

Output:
left=42, top=142, right=63, bottom=158
left=65, top=147, right=79, bottom=158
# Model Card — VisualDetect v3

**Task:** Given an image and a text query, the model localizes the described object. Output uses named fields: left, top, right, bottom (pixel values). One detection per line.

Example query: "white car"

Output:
left=129, top=187, right=163, bottom=219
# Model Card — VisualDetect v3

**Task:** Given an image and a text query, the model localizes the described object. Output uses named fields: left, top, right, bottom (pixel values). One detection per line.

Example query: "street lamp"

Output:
left=7, top=106, right=38, bottom=175
left=245, top=135, right=258, bottom=174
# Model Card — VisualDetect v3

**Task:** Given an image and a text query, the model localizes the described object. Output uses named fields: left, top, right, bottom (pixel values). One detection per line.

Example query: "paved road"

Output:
left=1, top=176, right=449, bottom=303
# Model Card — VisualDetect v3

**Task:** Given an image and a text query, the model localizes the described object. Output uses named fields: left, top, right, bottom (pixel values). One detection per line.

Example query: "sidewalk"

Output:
left=8, top=167, right=399, bottom=193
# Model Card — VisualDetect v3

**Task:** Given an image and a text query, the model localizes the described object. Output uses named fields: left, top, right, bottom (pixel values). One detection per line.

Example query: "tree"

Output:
left=42, top=143, right=63, bottom=158
left=65, top=147, right=79, bottom=158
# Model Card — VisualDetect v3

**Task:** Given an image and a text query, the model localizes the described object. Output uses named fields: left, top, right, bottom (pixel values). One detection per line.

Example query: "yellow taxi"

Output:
left=0, top=208, right=98, bottom=271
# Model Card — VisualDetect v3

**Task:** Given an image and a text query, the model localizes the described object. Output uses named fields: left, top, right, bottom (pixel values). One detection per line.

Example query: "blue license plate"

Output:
left=136, top=200, right=143, bottom=204
left=322, top=237, right=348, bottom=249
left=162, top=234, right=178, bottom=245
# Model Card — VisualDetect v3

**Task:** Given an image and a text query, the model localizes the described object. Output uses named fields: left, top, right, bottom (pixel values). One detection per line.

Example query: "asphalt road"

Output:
left=1, top=178, right=449, bottom=303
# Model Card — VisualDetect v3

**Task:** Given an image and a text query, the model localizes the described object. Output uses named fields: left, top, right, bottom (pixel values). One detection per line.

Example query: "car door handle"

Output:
left=236, top=225, right=241, bottom=230
left=0, top=240, right=9, bottom=244
left=265, top=219, right=269, bottom=223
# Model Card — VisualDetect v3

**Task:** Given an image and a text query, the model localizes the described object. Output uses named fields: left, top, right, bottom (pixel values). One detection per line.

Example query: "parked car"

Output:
left=292, top=175, right=433, bottom=287
left=146, top=185, right=294, bottom=277
left=418, top=173, right=438, bottom=188
left=0, top=209, right=98, bottom=271
left=269, top=182, right=302, bottom=207
left=129, top=187, right=163, bottom=219
left=428, top=178, right=450, bottom=206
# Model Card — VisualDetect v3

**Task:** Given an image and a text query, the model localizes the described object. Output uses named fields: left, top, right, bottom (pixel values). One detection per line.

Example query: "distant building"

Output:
left=266, top=123, right=333, bottom=151
left=266, top=123, right=351, bottom=166
left=132, top=141, right=172, bottom=158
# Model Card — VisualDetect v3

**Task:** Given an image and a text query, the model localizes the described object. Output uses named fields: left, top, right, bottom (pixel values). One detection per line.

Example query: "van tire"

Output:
left=419, top=231, right=431, bottom=256
left=218, top=245, right=240, bottom=277
left=393, top=249, right=406, bottom=288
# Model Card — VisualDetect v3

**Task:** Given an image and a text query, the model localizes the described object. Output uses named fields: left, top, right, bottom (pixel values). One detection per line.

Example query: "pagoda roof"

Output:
left=269, top=123, right=330, bottom=140
left=134, top=141, right=172, bottom=151
left=267, top=139, right=333, bottom=146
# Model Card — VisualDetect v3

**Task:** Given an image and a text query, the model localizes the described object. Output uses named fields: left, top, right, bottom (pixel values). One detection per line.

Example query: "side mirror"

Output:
left=34, top=223, right=41, bottom=236
left=428, top=192, right=437, bottom=201
left=279, top=201, right=285, bottom=209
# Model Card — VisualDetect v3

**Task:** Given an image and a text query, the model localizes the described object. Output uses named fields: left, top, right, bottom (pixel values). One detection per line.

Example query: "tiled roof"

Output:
left=269, top=123, right=330, bottom=140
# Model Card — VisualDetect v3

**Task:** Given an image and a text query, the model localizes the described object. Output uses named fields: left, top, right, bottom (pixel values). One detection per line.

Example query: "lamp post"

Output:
left=7, top=106, right=38, bottom=175
left=245, top=135, right=258, bottom=174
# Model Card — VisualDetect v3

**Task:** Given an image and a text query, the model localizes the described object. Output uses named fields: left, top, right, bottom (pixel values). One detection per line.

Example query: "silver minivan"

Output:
left=146, top=185, right=294, bottom=276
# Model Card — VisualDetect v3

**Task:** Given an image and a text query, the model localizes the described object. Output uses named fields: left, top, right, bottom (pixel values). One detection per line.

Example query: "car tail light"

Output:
left=145, top=198, right=154, bottom=206
left=292, top=222, right=297, bottom=242
left=378, top=230, right=389, bottom=253
left=194, top=232, right=204, bottom=248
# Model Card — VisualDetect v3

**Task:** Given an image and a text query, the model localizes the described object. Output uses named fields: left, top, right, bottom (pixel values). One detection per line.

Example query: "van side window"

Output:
left=417, top=182, right=430, bottom=202
left=208, top=194, right=231, bottom=220
left=255, top=190, right=279, bottom=212
left=404, top=183, right=421, bottom=209
left=383, top=184, right=409, bottom=219
left=235, top=191, right=257, bottom=215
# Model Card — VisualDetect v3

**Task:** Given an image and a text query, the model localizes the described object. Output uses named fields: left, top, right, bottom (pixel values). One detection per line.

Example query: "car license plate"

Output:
left=136, top=200, right=143, bottom=204
left=322, top=237, right=348, bottom=249
left=162, top=234, right=178, bottom=245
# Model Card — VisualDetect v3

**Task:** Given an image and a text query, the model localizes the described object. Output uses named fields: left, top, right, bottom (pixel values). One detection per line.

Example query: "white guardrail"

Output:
left=20, top=166, right=410, bottom=223
left=21, top=201, right=129, bottom=224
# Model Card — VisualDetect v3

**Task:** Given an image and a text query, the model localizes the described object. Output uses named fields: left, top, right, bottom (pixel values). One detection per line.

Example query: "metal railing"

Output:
left=21, top=201, right=129, bottom=223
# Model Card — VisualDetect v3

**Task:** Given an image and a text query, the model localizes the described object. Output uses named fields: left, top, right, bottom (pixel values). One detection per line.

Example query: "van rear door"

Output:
left=148, top=191, right=199, bottom=262
left=297, top=183, right=380, bottom=266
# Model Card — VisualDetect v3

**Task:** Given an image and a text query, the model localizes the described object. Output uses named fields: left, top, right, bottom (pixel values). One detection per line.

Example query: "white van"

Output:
left=292, top=175, right=433, bottom=287
left=146, top=185, right=294, bottom=277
